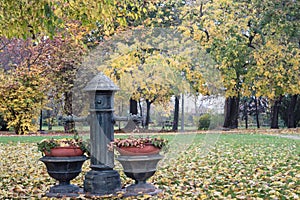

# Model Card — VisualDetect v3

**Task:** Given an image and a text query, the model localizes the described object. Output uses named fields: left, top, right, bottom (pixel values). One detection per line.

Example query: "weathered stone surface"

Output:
left=116, top=154, right=163, bottom=196
left=84, top=170, right=121, bottom=196
left=117, top=154, right=163, bottom=173
left=83, top=72, right=119, bottom=92
left=40, top=156, right=87, bottom=197
left=83, top=72, right=121, bottom=195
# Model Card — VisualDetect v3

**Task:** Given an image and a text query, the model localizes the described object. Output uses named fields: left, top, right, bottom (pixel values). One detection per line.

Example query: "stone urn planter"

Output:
left=109, top=136, right=167, bottom=196
left=40, top=156, right=87, bottom=197
left=117, top=154, right=163, bottom=196
left=38, top=135, right=89, bottom=197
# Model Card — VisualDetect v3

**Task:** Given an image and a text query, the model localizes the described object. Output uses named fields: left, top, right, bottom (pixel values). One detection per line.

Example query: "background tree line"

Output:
left=0, top=0, right=299, bottom=134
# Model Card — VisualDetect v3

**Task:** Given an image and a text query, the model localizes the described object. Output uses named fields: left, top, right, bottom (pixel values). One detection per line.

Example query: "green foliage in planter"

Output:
left=37, top=138, right=58, bottom=153
left=108, top=136, right=168, bottom=151
left=37, top=133, right=89, bottom=155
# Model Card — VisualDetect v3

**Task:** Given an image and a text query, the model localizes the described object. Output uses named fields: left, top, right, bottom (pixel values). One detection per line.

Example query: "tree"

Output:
left=44, top=28, right=87, bottom=132
left=178, top=0, right=300, bottom=130
left=185, top=0, right=254, bottom=129
left=179, top=0, right=300, bottom=129
left=0, top=113, right=9, bottom=131
left=0, top=37, right=56, bottom=134
left=286, top=95, right=299, bottom=128
left=1, top=1, right=174, bottom=133
left=0, top=66, right=48, bottom=134
left=102, top=43, right=175, bottom=129
left=246, top=39, right=300, bottom=128
left=0, top=22, right=87, bottom=134
left=243, top=0, right=300, bottom=129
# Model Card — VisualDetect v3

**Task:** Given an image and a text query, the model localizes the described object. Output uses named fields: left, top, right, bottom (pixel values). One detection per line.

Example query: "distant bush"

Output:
left=198, top=113, right=211, bottom=130
left=197, top=113, right=224, bottom=130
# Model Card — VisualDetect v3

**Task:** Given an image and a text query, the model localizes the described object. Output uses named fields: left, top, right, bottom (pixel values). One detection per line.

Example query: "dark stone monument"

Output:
left=83, top=73, right=121, bottom=196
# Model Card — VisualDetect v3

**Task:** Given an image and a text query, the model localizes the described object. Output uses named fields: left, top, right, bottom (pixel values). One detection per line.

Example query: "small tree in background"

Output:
left=198, top=113, right=211, bottom=130
left=0, top=66, right=48, bottom=134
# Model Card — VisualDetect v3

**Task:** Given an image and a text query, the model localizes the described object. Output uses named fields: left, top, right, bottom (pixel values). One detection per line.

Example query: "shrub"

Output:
left=198, top=113, right=211, bottom=130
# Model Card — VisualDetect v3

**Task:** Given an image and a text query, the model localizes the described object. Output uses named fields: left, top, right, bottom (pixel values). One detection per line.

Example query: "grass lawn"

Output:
left=0, top=133, right=299, bottom=199
left=0, top=135, right=75, bottom=144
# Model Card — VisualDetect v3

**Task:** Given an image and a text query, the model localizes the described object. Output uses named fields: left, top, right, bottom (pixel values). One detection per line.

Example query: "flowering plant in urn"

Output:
left=37, top=134, right=89, bottom=157
left=108, top=136, right=168, bottom=156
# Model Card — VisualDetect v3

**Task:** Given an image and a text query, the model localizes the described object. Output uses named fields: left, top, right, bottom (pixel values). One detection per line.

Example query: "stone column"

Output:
left=83, top=73, right=121, bottom=196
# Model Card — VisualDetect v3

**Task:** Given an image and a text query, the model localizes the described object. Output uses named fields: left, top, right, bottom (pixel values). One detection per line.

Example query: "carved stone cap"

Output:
left=83, top=72, right=119, bottom=92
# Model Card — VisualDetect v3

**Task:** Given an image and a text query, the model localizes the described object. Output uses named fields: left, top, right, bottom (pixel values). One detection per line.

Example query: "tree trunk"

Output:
left=129, top=98, right=138, bottom=115
left=181, top=93, right=184, bottom=131
left=138, top=100, right=144, bottom=128
left=63, top=91, right=75, bottom=133
left=287, top=95, right=298, bottom=128
left=223, top=96, right=239, bottom=129
left=255, top=97, right=260, bottom=128
left=39, top=110, right=43, bottom=131
left=172, top=95, right=180, bottom=131
left=0, top=116, right=9, bottom=131
left=0, top=124, right=9, bottom=131
left=243, top=101, right=248, bottom=129
left=15, top=121, right=21, bottom=135
left=48, top=118, right=53, bottom=131
left=145, top=99, right=152, bottom=130
left=270, top=98, right=281, bottom=129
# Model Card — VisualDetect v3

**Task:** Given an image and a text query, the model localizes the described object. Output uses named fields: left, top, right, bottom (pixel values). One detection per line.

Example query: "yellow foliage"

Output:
left=98, top=31, right=211, bottom=108
left=0, top=66, right=48, bottom=134
left=248, top=39, right=300, bottom=99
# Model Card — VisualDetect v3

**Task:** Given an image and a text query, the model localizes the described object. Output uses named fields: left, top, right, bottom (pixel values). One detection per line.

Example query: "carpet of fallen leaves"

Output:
left=0, top=134, right=299, bottom=199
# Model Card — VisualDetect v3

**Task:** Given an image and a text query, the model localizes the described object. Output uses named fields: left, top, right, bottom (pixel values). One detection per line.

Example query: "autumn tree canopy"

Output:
left=0, top=0, right=299, bottom=132
left=0, top=0, right=161, bottom=39
left=173, top=0, right=300, bottom=128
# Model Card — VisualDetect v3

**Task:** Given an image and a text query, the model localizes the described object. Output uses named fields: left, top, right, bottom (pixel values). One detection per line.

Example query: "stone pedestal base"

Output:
left=123, top=182, right=162, bottom=197
left=84, top=169, right=121, bottom=196
left=47, top=184, right=81, bottom=197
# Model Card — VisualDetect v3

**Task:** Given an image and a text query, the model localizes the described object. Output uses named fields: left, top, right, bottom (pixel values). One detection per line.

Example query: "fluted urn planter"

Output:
left=40, top=156, right=87, bottom=197
left=116, top=154, right=163, bottom=196
left=109, top=136, right=168, bottom=196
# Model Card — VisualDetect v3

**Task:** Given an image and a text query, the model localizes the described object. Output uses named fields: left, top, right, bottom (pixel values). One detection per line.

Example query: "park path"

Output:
left=275, top=134, right=300, bottom=140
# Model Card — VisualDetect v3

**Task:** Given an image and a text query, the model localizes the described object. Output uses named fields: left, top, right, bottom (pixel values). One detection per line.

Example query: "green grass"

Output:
left=0, top=135, right=75, bottom=143
left=39, top=124, right=198, bottom=132
left=1, top=133, right=298, bottom=152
